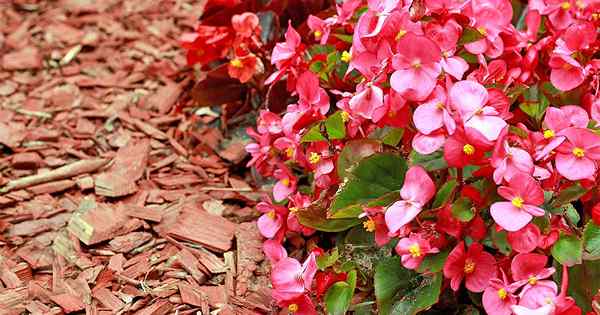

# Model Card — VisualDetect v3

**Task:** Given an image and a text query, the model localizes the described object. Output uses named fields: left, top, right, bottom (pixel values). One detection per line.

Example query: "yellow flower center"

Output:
left=281, top=178, right=290, bottom=186
left=396, top=29, right=408, bottom=40
left=412, top=61, right=421, bottom=69
left=497, top=288, right=508, bottom=300
left=288, top=303, right=299, bottom=313
left=309, top=152, right=321, bottom=164
left=463, top=144, right=475, bottom=155
left=289, top=207, right=298, bottom=214
left=285, top=147, right=294, bottom=158
left=363, top=218, right=376, bottom=232
left=464, top=259, right=476, bottom=274
left=341, top=111, right=350, bottom=122
left=561, top=1, right=571, bottom=9
left=408, top=244, right=422, bottom=258
left=341, top=51, right=352, bottom=63
left=543, top=129, right=555, bottom=139
left=230, top=58, right=243, bottom=68
left=477, top=27, right=488, bottom=36
left=436, top=102, right=445, bottom=110
left=314, top=30, right=322, bottom=39
left=573, top=147, right=585, bottom=158
left=528, top=276, right=538, bottom=285
left=512, top=197, right=524, bottom=208
left=266, top=210, right=276, bottom=219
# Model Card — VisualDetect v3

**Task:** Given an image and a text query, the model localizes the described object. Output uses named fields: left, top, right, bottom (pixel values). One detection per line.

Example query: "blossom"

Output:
left=278, top=294, right=317, bottom=315
left=511, top=253, right=557, bottom=309
left=271, top=253, right=318, bottom=301
left=296, top=71, right=330, bottom=115
left=554, top=127, right=600, bottom=180
left=271, top=22, right=302, bottom=66
left=231, top=12, right=260, bottom=38
left=390, top=34, right=442, bottom=101
left=491, top=128, right=534, bottom=184
left=507, top=223, right=542, bottom=253
left=307, top=15, right=332, bottom=44
left=273, top=165, right=297, bottom=202
left=257, top=198, right=287, bottom=239
left=444, top=126, right=492, bottom=168
left=180, top=25, right=233, bottom=66
left=385, top=166, right=436, bottom=234
left=395, top=233, right=439, bottom=269
left=227, top=53, right=259, bottom=83
left=450, top=80, right=507, bottom=141
left=413, top=85, right=456, bottom=135
left=443, top=242, right=497, bottom=292
left=490, top=173, right=545, bottom=231
left=263, top=240, right=287, bottom=263
left=483, top=271, right=520, bottom=315
left=348, top=83, right=385, bottom=121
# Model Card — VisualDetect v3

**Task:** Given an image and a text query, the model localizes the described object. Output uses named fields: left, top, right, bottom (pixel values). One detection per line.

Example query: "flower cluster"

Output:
left=185, top=0, right=600, bottom=314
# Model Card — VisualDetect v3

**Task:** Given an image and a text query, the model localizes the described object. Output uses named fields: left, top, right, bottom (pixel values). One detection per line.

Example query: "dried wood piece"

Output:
left=1, top=159, right=109, bottom=193
left=11, top=152, right=43, bottom=170
left=193, top=248, right=227, bottom=274
left=235, top=222, right=264, bottom=297
left=2, top=47, right=42, bottom=70
left=108, top=232, right=152, bottom=253
left=0, top=286, right=28, bottom=310
left=167, top=208, right=237, bottom=252
left=92, top=287, right=124, bottom=311
left=95, top=138, right=150, bottom=197
left=67, top=203, right=129, bottom=245
left=176, top=249, right=207, bottom=284
left=133, top=299, right=172, bottom=315
left=50, top=293, right=85, bottom=313
left=27, top=179, right=76, bottom=195
left=124, top=205, right=162, bottom=222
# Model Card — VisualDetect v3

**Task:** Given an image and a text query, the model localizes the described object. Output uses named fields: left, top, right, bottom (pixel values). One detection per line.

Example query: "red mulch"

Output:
left=0, top=1, right=272, bottom=314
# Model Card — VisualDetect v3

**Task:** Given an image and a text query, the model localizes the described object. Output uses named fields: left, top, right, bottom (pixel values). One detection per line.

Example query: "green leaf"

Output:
left=297, top=201, right=360, bottom=232
left=409, top=150, right=447, bottom=171
left=552, top=233, right=583, bottom=266
left=310, top=60, right=326, bottom=73
left=301, top=123, right=326, bottom=142
left=583, top=222, right=600, bottom=259
left=333, top=33, right=353, bottom=43
left=458, top=26, right=485, bottom=45
left=451, top=197, right=475, bottom=222
left=416, top=250, right=450, bottom=274
left=432, top=179, right=457, bottom=208
left=330, top=153, right=408, bottom=219
left=325, top=270, right=357, bottom=315
left=374, top=257, right=442, bottom=315
left=491, top=228, right=512, bottom=255
left=554, top=259, right=600, bottom=313
left=337, top=139, right=382, bottom=179
left=551, top=183, right=587, bottom=208
left=563, top=203, right=580, bottom=226
left=317, top=248, right=340, bottom=270
left=325, top=111, right=347, bottom=140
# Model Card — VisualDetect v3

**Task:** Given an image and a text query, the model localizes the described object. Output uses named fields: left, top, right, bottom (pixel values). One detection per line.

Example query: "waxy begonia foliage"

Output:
left=183, top=0, right=600, bottom=314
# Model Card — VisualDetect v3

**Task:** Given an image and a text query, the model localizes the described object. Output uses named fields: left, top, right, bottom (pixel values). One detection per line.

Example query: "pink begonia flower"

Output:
left=271, top=253, right=317, bottom=301
left=443, top=242, right=497, bottom=292
left=511, top=253, right=558, bottom=310
left=555, top=127, right=600, bottom=180
left=542, top=0, right=576, bottom=30
left=535, top=105, right=588, bottom=160
left=286, top=193, right=315, bottom=236
left=491, top=128, right=534, bottom=184
left=348, top=83, right=385, bottom=121
left=591, top=97, right=600, bottom=127
left=511, top=265, right=577, bottom=315
left=307, top=15, right=332, bottom=45
left=334, top=0, right=362, bottom=24
left=271, top=22, right=301, bottom=66
left=245, top=128, right=274, bottom=171
left=274, top=134, right=301, bottom=161
left=391, top=33, right=442, bottom=101
left=231, top=12, right=260, bottom=38
left=360, top=207, right=393, bottom=247
left=444, top=126, right=493, bottom=168
left=263, top=240, right=287, bottom=263
left=379, top=90, right=410, bottom=127
left=306, top=142, right=335, bottom=188
left=412, top=131, right=447, bottom=155
left=413, top=86, right=456, bottom=135
left=385, top=166, right=435, bottom=234
left=363, top=0, right=401, bottom=37
left=273, top=165, right=297, bottom=202
left=450, top=80, right=507, bottom=141
left=563, top=21, right=597, bottom=51
left=296, top=71, right=329, bottom=115
left=425, top=19, right=468, bottom=80
left=490, top=173, right=545, bottom=232
left=464, top=4, right=511, bottom=58
left=483, top=270, right=520, bottom=315
left=549, top=53, right=586, bottom=92
left=507, top=223, right=541, bottom=253
left=395, top=233, right=439, bottom=269
left=257, top=110, right=282, bottom=135
left=257, top=198, right=287, bottom=239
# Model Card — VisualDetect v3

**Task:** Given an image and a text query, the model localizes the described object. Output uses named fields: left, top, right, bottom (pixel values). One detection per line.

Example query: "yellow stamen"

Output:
left=341, top=51, right=352, bottom=63
left=408, top=244, right=422, bottom=258
left=285, top=147, right=294, bottom=158
left=363, top=218, right=376, bottom=232
left=543, top=129, right=555, bottom=139
left=289, top=207, right=298, bottom=214
left=288, top=303, right=299, bottom=313
left=396, top=29, right=408, bottom=40
left=561, top=1, right=571, bottom=9
left=309, top=152, right=320, bottom=164
left=498, top=288, right=508, bottom=300
left=412, top=61, right=421, bottom=69
left=314, top=30, right=322, bottom=39
left=266, top=210, right=276, bottom=219
left=463, top=144, right=475, bottom=155
left=464, top=259, right=476, bottom=274
left=230, top=58, right=243, bottom=68
left=512, top=197, right=524, bottom=208
left=281, top=178, right=290, bottom=186
left=341, top=111, right=350, bottom=122
left=528, top=276, right=538, bottom=285
left=477, top=27, right=487, bottom=36
left=573, top=147, right=585, bottom=158
left=436, top=102, right=445, bottom=110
